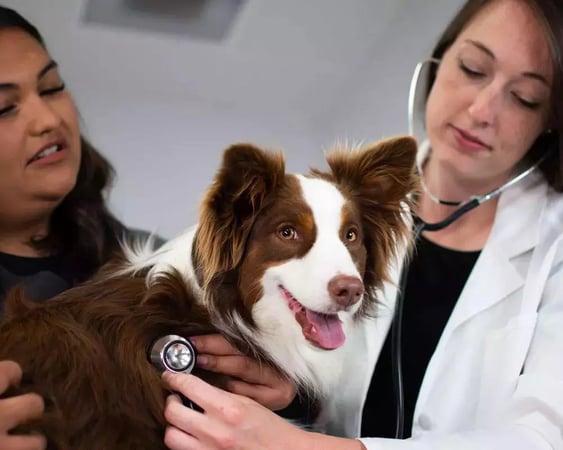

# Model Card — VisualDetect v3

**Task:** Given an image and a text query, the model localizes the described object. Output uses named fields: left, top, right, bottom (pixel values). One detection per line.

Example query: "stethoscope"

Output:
left=391, top=58, right=551, bottom=439
left=148, top=334, right=203, bottom=411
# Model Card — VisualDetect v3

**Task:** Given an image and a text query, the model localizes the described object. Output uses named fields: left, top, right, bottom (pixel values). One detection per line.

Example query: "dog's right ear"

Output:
left=195, top=143, right=285, bottom=289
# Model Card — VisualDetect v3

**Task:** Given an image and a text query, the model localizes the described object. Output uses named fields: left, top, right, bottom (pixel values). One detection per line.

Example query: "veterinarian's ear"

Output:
left=325, top=135, right=418, bottom=205
left=195, top=144, right=285, bottom=288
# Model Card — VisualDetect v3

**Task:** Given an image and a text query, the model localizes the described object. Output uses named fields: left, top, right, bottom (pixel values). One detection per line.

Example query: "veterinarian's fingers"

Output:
left=164, top=426, right=202, bottom=450
left=0, top=434, right=46, bottom=450
left=0, top=393, right=45, bottom=432
left=163, top=373, right=233, bottom=414
left=195, top=354, right=261, bottom=381
left=164, top=396, right=221, bottom=450
left=190, top=334, right=242, bottom=357
left=0, top=360, right=23, bottom=393
left=224, top=378, right=295, bottom=411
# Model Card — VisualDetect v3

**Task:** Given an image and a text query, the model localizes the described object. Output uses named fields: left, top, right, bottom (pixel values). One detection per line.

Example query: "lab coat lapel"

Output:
left=415, top=172, right=547, bottom=412
left=443, top=171, right=545, bottom=334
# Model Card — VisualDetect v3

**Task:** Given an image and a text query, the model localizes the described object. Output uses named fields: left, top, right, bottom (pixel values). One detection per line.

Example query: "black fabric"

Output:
left=0, top=229, right=166, bottom=311
left=0, top=252, right=73, bottom=309
left=360, top=234, right=480, bottom=438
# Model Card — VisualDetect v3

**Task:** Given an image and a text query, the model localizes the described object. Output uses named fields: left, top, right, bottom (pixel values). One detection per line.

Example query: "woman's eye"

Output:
left=40, top=84, right=66, bottom=97
left=279, top=226, right=298, bottom=240
left=0, top=105, right=16, bottom=117
left=345, top=229, right=358, bottom=243
left=513, top=93, right=541, bottom=110
left=459, top=61, right=484, bottom=78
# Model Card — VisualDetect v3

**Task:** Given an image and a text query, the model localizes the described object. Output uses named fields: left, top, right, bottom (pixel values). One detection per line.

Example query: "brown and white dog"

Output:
left=0, top=136, right=417, bottom=450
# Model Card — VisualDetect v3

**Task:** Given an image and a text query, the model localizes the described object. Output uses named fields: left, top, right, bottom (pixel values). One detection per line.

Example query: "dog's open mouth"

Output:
left=280, top=286, right=345, bottom=350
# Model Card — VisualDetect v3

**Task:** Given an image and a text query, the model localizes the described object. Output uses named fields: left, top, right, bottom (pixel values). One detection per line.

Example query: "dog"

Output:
left=0, top=136, right=417, bottom=449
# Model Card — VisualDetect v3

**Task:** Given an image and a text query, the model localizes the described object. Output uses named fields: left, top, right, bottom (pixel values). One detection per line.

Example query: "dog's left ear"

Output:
left=323, top=135, right=419, bottom=290
left=325, top=135, right=418, bottom=208
left=195, top=143, right=285, bottom=289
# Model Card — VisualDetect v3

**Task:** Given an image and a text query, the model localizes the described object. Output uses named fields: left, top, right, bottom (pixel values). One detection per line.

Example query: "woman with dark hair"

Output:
left=0, top=6, right=298, bottom=449
left=159, top=0, right=563, bottom=449
left=0, top=7, right=136, bottom=449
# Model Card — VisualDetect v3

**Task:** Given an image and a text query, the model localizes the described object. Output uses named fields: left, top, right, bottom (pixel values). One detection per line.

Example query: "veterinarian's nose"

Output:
left=328, top=275, right=364, bottom=308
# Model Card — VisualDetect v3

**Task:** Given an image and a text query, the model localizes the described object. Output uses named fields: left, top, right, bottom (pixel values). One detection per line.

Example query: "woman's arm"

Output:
left=162, top=372, right=365, bottom=450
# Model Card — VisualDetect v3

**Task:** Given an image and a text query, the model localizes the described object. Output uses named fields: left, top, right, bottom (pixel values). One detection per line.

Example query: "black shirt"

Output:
left=0, top=251, right=74, bottom=310
left=360, top=234, right=481, bottom=438
left=0, top=229, right=166, bottom=311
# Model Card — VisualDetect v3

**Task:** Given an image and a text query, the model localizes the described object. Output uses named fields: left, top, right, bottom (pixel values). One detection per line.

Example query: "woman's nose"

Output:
left=27, top=96, right=63, bottom=136
left=467, top=86, right=500, bottom=127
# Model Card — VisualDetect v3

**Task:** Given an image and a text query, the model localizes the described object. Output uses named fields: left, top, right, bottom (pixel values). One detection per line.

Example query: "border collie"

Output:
left=0, top=136, right=417, bottom=449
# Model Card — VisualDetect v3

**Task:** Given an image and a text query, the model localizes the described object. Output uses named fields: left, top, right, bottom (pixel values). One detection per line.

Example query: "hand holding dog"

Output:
left=190, top=334, right=296, bottom=411
left=0, top=361, right=46, bottom=450
left=162, top=372, right=366, bottom=450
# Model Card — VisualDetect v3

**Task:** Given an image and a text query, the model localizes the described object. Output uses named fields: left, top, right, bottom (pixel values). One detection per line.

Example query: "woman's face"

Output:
left=425, top=0, right=553, bottom=186
left=0, top=27, right=81, bottom=225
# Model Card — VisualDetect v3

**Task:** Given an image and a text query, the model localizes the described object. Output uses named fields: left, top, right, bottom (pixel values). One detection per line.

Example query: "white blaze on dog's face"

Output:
left=196, top=137, right=418, bottom=367
left=238, top=174, right=367, bottom=351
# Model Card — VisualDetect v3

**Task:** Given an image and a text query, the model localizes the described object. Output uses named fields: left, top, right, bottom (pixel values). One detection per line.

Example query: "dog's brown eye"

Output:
left=279, top=226, right=298, bottom=240
left=345, top=229, right=358, bottom=242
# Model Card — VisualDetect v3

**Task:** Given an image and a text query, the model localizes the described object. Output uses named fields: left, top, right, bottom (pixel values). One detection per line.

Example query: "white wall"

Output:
left=318, top=0, right=465, bottom=144
left=74, top=0, right=464, bottom=239
left=76, top=89, right=328, bottom=239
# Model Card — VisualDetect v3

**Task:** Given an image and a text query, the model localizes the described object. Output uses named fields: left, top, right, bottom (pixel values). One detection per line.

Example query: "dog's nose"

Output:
left=328, top=275, right=364, bottom=308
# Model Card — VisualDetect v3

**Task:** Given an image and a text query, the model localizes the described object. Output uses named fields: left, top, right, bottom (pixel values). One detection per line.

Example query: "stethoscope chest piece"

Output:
left=149, top=335, right=197, bottom=374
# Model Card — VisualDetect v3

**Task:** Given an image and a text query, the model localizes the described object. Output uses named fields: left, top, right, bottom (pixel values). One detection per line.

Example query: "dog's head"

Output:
left=193, top=136, right=417, bottom=379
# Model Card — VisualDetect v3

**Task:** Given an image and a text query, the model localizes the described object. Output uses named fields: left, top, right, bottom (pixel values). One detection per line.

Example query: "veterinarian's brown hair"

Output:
left=0, top=6, right=127, bottom=280
left=425, top=0, right=563, bottom=191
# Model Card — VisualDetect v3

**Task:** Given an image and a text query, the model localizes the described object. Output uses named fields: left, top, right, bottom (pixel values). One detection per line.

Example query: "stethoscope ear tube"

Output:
left=417, top=198, right=481, bottom=232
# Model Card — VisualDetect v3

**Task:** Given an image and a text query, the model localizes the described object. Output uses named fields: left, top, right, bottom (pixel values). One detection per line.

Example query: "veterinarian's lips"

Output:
left=280, top=286, right=345, bottom=350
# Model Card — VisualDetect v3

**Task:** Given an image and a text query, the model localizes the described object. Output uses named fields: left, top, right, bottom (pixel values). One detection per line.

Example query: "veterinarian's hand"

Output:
left=162, top=373, right=365, bottom=450
left=190, top=334, right=296, bottom=410
left=0, top=361, right=46, bottom=450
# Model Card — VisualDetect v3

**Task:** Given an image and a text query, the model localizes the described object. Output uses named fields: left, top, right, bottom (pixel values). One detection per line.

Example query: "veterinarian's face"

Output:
left=0, top=28, right=81, bottom=223
left=425, top=0, right=552, bottom=187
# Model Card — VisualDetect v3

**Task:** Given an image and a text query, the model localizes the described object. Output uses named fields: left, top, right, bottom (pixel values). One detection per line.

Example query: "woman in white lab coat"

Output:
left=161, top=0, right=563, bottom=448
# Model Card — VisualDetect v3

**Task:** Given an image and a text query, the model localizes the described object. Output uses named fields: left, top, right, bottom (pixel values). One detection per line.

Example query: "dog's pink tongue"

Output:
left=299, top=309, right=345, bottom=350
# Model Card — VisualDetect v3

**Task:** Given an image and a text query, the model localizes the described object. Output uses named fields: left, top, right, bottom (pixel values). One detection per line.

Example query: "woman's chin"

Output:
left=33, top=177, right=79, bottom=203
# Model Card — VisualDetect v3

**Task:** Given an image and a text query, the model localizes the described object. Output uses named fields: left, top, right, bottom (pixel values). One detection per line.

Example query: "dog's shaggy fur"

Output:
left=0, top=136, right=417, bottom=449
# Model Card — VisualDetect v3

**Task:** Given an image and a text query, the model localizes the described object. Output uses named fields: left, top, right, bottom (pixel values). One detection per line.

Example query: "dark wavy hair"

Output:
left=0, top=5, right=127, bottom=281
left=425, top=0, right=563, bottom=191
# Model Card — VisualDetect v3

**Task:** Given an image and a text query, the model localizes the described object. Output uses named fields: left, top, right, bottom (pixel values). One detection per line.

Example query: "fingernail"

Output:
left=189, top=337, right=198, bottom=347
left=196, top=355, right=208, bottom=366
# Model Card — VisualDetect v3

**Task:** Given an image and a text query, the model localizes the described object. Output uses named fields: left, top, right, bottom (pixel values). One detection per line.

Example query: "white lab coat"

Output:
left=320, top=166, right=563, bottom=449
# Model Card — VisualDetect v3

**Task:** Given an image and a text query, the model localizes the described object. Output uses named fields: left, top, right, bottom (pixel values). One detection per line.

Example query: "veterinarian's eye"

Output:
left=279, top=226, right=298, bottom=240
left=345, top=229, right=358, bottom=242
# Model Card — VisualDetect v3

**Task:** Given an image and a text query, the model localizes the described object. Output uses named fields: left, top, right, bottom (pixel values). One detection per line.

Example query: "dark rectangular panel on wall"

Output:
left=82, top=0, right=247, bottom=41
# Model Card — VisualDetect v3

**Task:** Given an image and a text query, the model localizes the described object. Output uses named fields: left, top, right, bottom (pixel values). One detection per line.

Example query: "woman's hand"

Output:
left=162, top=373, right=365, bottom=450
left=0, top=360, right=46, bottom=450
left=163, top=372, right=307, bottom=450
left=190, top=334, right=296, bottom=411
